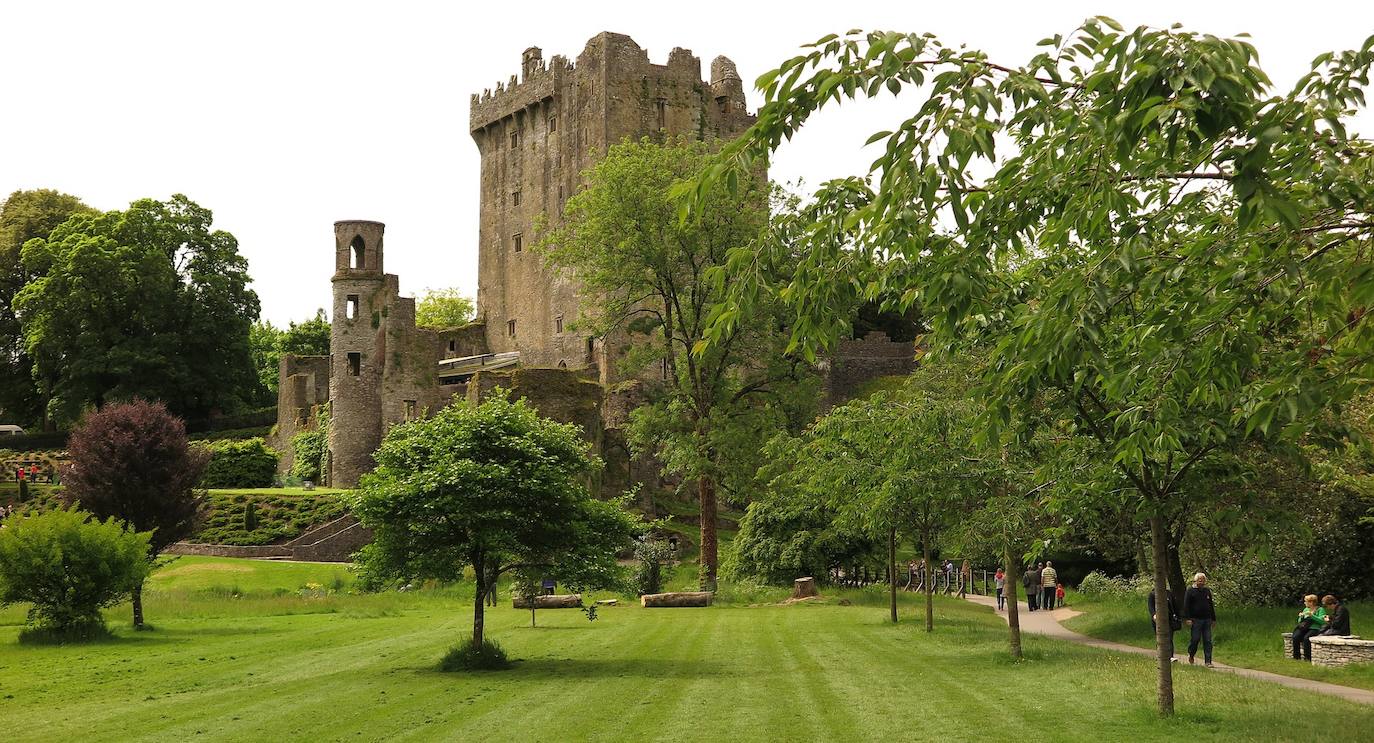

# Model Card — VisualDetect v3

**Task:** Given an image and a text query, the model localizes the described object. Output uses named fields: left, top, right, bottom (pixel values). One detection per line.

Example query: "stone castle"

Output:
left=273, top=33, right=916, bottom=490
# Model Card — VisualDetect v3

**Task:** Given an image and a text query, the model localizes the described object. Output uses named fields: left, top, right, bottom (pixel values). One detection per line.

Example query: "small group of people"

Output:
left=12, top=463, right=47, bottom=483
left=1150, top=572, right=1220, bottom=666
left=1290, top=593, right=1352, bottom=661
left=1013, top=561, right=1064, bottom=612
left=0, top=502, right=20, bottom=524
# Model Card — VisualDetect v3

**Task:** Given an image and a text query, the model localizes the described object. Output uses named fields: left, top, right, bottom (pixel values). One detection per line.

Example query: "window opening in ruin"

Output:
left=558, top=360, right=567, bottom=369
left=448, top=339, right=456, bottom=353
left=510, top=129, right=519, bottom=149
left=513, top=233, right=523, bottom=252
left=548, top=115, right=557, bottom=133
left=508, top=319, right=517, bottom=337
left=346, top=294, right=359, bottom=320
left=558, top=183, right=564, bottom=202
left=404, top=400, right=416, bottom=420
left=586, top=336, right=594, bottom=359
left=656, top=98, right=667, bottom=130
left=512, top=190, right=521, bottom=206
left=555, top=315, right=563, bottom=334
left=716, top=96, right=728, bottom=115
left=347, top=352, right=361, bottom=376
left=350, top=235, right=365, bottom=269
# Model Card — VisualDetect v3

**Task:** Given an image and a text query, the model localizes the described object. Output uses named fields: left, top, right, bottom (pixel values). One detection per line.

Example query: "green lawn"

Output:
left=2, top=559, right=1373, bottom=742
left=1063, top=593, right=1374, bottom=691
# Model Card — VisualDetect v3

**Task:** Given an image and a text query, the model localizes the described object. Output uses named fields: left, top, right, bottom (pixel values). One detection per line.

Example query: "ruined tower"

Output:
left=328, top=221, right=387, bottom=486
left=468, top=33, right=755, bottom=380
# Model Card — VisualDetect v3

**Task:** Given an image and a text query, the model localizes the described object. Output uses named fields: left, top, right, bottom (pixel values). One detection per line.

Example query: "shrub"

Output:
left=1077, top=570, right=1150, bottom=598
left=290, top=428, right=327, bottom=483
left=439, top=638, right=510, bottom=672
left=630, top=538, right=672, bottom=596
left=724, top=496, right=878, bottom=585
left=198, top=438, right=279, bottom=488
left=0, top=509, right=152, bottom=633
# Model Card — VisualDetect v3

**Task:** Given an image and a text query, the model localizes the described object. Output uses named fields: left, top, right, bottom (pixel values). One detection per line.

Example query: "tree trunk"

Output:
left=472, top=548, right=486, bottom=649
left=699, top=476, right=718, bottom=591
left=1004, top=547, right=1022, bottom=659
left=641, top=591, right=713, bottom=607
left=887, top=526, right=898, bottom=624
left=132, top=580, right=145, bottom=629
left=1149, top=514, right=1175, bottom=716
left=922, top=532, right=933, bottom=632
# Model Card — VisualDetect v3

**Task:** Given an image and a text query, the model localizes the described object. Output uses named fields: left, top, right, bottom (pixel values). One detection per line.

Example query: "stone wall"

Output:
left=271, top=354, right=330, bottom=474
left=1309, top=636, right=1374, bottom=667
left=823, top=331, right=918, bottom=408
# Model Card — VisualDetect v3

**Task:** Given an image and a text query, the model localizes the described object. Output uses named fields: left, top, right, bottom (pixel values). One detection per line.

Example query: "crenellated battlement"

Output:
left=469, top=46, right=574, bottom=132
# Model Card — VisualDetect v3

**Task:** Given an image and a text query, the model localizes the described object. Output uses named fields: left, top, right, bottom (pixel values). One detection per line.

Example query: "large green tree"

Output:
left=415, top=288, right=475, bottom=329
left=694, top=21, right=1374, bottom=714
left=539, top=138, right=814, bottom=590
left=16, top=195, right=261, bottom=424
left=0, top=189, right=96, bottom=426
left=352, top=394, right=639, bottom=653
left=251, top=309, right=331, bottom=400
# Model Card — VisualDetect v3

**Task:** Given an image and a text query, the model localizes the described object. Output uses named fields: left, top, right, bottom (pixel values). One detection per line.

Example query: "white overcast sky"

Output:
left=3, top=1, right=1371, bottom=325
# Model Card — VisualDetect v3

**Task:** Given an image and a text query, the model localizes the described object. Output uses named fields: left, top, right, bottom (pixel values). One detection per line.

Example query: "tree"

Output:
left=539, top=138, right=813, bottom=590
left=415, top=288, right=476, bottom=329
left=250, top=309, right=331, bottom=400
left=352, top=394, right=639, bottom=654
left=695, top=21, right=1374, bottom=715
left=0, top=189, right=96, bottom=426
left=724, top=486, right=879, bottom=586
left=16, top=195, right=261, bottom=424
left=61, top=399, right=208, bottom=628
left=770, top=359, right=986, bottom=629
left=0, top=509, right=151, bottom=638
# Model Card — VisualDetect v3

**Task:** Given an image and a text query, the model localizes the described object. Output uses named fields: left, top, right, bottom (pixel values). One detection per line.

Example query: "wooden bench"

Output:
left=1283, top=633, right=1372, bottom=667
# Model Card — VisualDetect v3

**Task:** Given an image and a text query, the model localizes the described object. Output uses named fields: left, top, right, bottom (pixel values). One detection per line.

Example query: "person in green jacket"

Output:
left=1292, top=593, right=1328, bottom=660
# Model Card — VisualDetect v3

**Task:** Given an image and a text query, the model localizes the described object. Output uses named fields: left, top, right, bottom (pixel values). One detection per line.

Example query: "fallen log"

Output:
left=641, top=591, right=713, bottom=608
left=512, top=594, right=583, bottom=609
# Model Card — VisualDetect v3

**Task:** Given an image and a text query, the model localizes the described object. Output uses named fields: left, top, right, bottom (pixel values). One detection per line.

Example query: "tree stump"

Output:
left=792, top=577, right=819, bottom=599
left=512, top=593, right=583, bottom=609
left=640, top=591, right=713, bottom=607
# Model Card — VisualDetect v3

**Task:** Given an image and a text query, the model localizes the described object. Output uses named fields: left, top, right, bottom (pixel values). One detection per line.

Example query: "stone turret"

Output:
left=328, top=220, right=387, bottom=487
left=710, top=56, right=747, bottom=115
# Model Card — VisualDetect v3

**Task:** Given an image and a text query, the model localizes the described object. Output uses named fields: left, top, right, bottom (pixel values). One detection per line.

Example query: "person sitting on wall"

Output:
left=1313, top=595, right=1351, bottom=637
left=1291, top=594, right=1328, bottom=661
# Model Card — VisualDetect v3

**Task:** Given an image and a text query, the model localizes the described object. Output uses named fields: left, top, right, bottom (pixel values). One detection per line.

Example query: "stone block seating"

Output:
left=1282, top=632, right=1374, bottom=667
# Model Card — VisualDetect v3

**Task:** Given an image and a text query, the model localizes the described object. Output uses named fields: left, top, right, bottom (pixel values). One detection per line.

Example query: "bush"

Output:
left=439, top=638, right=510, bottom=671
left=290, top=428, right=327, bottom=484
left=198, top=438, right=279, bottom=488
left=1077, top=570, right=1149, bottom=598
left=0, top=509, right=152, bottom=633
left=630, top=538, right=672, bottom=595
left=184, top=406, right=278, bottom=434
left=723, top=496, right=878, bottom=585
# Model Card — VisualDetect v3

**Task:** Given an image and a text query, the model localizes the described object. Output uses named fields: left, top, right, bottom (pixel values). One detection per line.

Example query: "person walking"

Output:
left=1040, top=561, right=1058, bottom=613
left=1023, top=564, right=1039, bottom=611
left=994, top=568, right=1006, bottom=610
left=1148, top=588, right=1181, bottom=660
left=1183, top=572, right=1217, bottom=667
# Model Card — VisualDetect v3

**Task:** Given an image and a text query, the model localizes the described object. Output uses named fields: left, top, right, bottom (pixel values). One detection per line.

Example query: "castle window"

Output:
left=656, top=98, right=667, bottom=130
left=513, top=233, right=523, bottom=253
left=548, top=115, right=557, bottom=133
left=448, top=339, right=456, bottom=353
left=510, top=129, right=519, bottom=149
left=557, top=184, right=564, bottom=202
left=404, top=400, right=417, bottom=420
left=350, top=235, right=365, bottom=269
left=555, top=315, right=563, bottom=334
left=586, top=336, right=594, bottom=359
left=347, top=352, right=361, bottom=376
left=507, top=319, right=517, bottom=337
left=512, top=190, right=521, bottom=206
left=346, top=294, right=359, bottom=320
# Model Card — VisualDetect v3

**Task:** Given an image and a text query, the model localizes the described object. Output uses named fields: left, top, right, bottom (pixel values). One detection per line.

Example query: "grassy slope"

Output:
left=1063, top=593, right=1374, bottom=691
left=2, top=559, right=1373, bottom=741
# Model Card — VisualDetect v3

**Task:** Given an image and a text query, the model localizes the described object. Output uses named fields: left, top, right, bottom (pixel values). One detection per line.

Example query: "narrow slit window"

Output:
left=512, top=190, right=521, bottom=207
left=586, top=336, right=594, bottom=358
left=555, top=315, right=563, bottom=334
left=346, top=295, right=359, bottom=320
left=513, top=233, right=523, bottom=253
left=448, top=339, right=456, bottom=353
left=507, top=319, right=517, bottom=337
left=548, top=115, right=557, bottom=133
left=557, top=183, right=564, bottom=202
left=510, top=129, right=519, bottom=149
left=347, top=352, right=361, bottom=376
left=350, top=235, right=365, bottom=269
left=656, top=98, right=667, bottom=130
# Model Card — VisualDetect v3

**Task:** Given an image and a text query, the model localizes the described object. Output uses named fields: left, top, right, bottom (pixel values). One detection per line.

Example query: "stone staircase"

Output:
left=167, top=514, right=372, bottom=563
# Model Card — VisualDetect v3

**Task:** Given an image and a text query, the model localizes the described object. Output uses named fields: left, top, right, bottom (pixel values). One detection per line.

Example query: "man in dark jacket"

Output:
left=1183, top=572, right=1217, bottom=667
left=1316, top=595, right=1351, bottom=636
left=1023, top=565, right=1039, bottom=611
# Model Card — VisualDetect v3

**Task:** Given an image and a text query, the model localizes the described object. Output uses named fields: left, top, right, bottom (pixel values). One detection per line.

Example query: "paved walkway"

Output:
left=963, top=593, right=1374, bottom=706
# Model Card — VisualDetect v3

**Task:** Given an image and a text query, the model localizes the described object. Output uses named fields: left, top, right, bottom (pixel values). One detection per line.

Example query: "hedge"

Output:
left=185, top=406, right=278, bottom=434
left=197, top=438, right=279, bottom=488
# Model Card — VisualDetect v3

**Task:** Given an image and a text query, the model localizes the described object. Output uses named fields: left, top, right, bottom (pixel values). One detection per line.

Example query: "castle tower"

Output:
left=469, top=33, right=757, bottom=381
left=328, top=220, right=387, bottom=487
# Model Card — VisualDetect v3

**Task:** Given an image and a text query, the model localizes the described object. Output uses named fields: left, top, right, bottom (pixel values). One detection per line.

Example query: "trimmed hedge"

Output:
left=185, top=406, right=278, bottom=434
left=189, top=426, right=273, bottom=442
left=0, top=431, right=69, bottom=451
left=197, top=438, right=279, bottom=488
left=194, top=490, right=348, bottom=545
